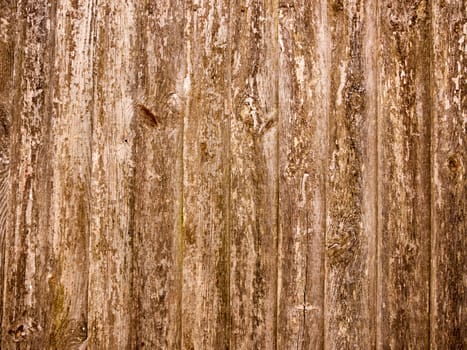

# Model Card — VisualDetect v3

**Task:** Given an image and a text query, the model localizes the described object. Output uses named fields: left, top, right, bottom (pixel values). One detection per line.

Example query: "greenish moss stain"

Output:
left=49, top=277, right=87, bottom=349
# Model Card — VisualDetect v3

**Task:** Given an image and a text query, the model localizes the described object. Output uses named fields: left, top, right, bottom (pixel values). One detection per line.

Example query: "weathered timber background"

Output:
left=0, top=0, right=465, bottom=349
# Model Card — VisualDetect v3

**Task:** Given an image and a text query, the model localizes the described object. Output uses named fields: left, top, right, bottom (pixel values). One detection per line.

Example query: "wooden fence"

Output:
left=0, top=0, right=465, bottom=349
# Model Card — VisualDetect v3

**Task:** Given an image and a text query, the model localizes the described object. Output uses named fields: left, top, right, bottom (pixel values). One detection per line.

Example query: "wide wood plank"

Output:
left=130, top=0, right=185, bottom=348
left=88, top=1, right=136, bottom=347
left=47, top=0, right=94, bottom=347
left=277, top=1, right=327, bottom=348
left=181, top=1, right=230, bottom=348
left=229, top=0, right=279, bottom=348
left=430, top=1, right=466, bottom=348
left=325, top=0, right=378, bottom=348
left=377, top=1, right=432, bottom=348
left=1, top=1, right=56, bottom=348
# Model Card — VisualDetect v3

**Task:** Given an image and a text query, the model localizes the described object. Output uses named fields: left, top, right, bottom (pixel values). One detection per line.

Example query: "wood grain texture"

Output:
left=378, top=1, right=432, bottom=348
left=229, top=0, right=279, bottom=348
left=0, top=0, right=14, bottom=335
left=324, top=0, right=378, bottom=348
left=130, top=0, right=185, bottom=348
left=48, top=0, right=94, bottom=347
left=88, top=1, right=135, bottom=348
left=277, top=0, right=327, bottom=348
left=1, top=1, right=56, bottom=348
left=430, top=1, right=466, bottom=348
left=181, top=1, right=230, bottom=349
left=1, top=2, right=465, bottom=348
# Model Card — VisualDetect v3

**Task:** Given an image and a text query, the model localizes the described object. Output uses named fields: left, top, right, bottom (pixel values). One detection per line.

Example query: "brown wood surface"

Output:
left=0, top=1, right=465, bottom=349
left=325, top=1, right=377, bottom=348
left=181, top=1, right=230, bottom=349
left=47, top=0, right=94, bottom=347
left=430, top=1, right=466, bottom=348
left=229, top=1, right=278, bottom=349
left=277, top=1, right=327, bottom=348
left=88, top=1, right=135, bottom=348
left=1, top=1, right=56, bottom=348
left=378, top=1, right=432, bottom=348
left=0, top=0, right=14, bottom=337
left=130, top=1, right=184, bottom=348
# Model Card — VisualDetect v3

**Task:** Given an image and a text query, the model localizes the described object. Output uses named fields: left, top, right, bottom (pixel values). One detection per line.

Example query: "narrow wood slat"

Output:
left=1, top=1, right=56, bottom=348
left=277, top=0, right=327, bottom=348
left=130, top=0, right=185, bottom=348
left=47, top=1, right=94, bottom=347
left=229, top=0, right=279, bottom=348
left=0, top=0, right=14, bottom=334
left=88, top=2, right=136, bottom=347
left=181, top=1, right=230, bottom=348
left=377, top=1, right=432, bottom=348
left=325, top=0, right=378, bottom=348
left=431, top=1, right=466, bottom=348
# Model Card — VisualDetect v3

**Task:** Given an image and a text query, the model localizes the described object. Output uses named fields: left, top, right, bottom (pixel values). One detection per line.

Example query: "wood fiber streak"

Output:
left=431, top=1, right=466, bottom=348
left=88, top=1, right=135, bottom=348
left=131, top=0, right=185, bottom=348
left=1, top=1, right=56, bottom=348
left=378, top=1, right=431, bottom=348
left=277, top=0, right=327, bottom=348
left=182, top=1, right=230, bottom=349
left=325, top=0, right=377, bottom=348
left=48, top=1, right=94, bottom=348
left=0, top=0, right=14, bottom=334
left=229, top=0, right=278, bottom=348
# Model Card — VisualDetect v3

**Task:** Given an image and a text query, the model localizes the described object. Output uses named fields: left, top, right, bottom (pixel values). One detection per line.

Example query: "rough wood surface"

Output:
left=378, top=1, right=432, bottom=348
left=229, top=1, right=278, bottom=348
left=130, top=1, right=184, bottom=348
left=181, top=1, right=230, bottom=349
left=277, top=1, right=327, bottom=348
left=1, top=2, right=465, bottom=349
left=1, top=1, right=56, bottom=348
left=324, top=0, right=377, bottom=348
left=47, top=1, right=94, bottom=348
left=87, top=1, right=135, bottom=348
left=430, top=1, right=466, bottom=348
left=0, top=0, right=14, bottom=336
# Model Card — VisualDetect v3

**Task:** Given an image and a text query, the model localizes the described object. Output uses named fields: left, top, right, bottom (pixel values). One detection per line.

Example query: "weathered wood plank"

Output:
left=1, top=1, right=56, bottom=348
left=377, top=1, right=432, bottom=348
left=430, top=1, right=466, bottom=348
left=47, top=1, right=95, bottom=347
left=325, top=0, right=377, bottom=348
left=0, top=0, right=15, bottom=334
left=277, top=1, right=327, bottom=348
left=130, top=0, right=185, bottom=348
left=181, top=1, right=230, bottom=349
left=88, top=1, right=136, bottom=348
left=229, top=0, right=279, bottom=348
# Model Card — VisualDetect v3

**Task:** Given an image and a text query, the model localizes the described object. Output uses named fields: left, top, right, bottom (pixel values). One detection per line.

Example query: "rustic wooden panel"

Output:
left=377, top=1, right=432, bottom=348
left=181, top=1, right=230, bottom=349
left=87, top=1, right=135, bottom=348
left=229, top=0, right=279, bottom=348
left=130, top=0, right=185, bottom=348
left=277, top=1, right=327, bottom=348
left=324, top=0, right=378, bottom=348
left=1, top=2, right=465, bottom=349
left=1, top=1, right=56, bottom=348
left=47, top=0, right=94, bottom=347
left=431, top=1, right=466, bottom=348
left=0, top=0, right=14, bottom=335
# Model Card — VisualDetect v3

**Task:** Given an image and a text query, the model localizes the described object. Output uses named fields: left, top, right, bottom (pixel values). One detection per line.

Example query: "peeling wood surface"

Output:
left=277, top=1, right=327, bottom=348
left=130, top=1, right=184, bottom=349
left=430, top=1, right=466, bottom=348
left=378, top=1, right=432, bottom=348
left=0, top=1, right=465, bottom=349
